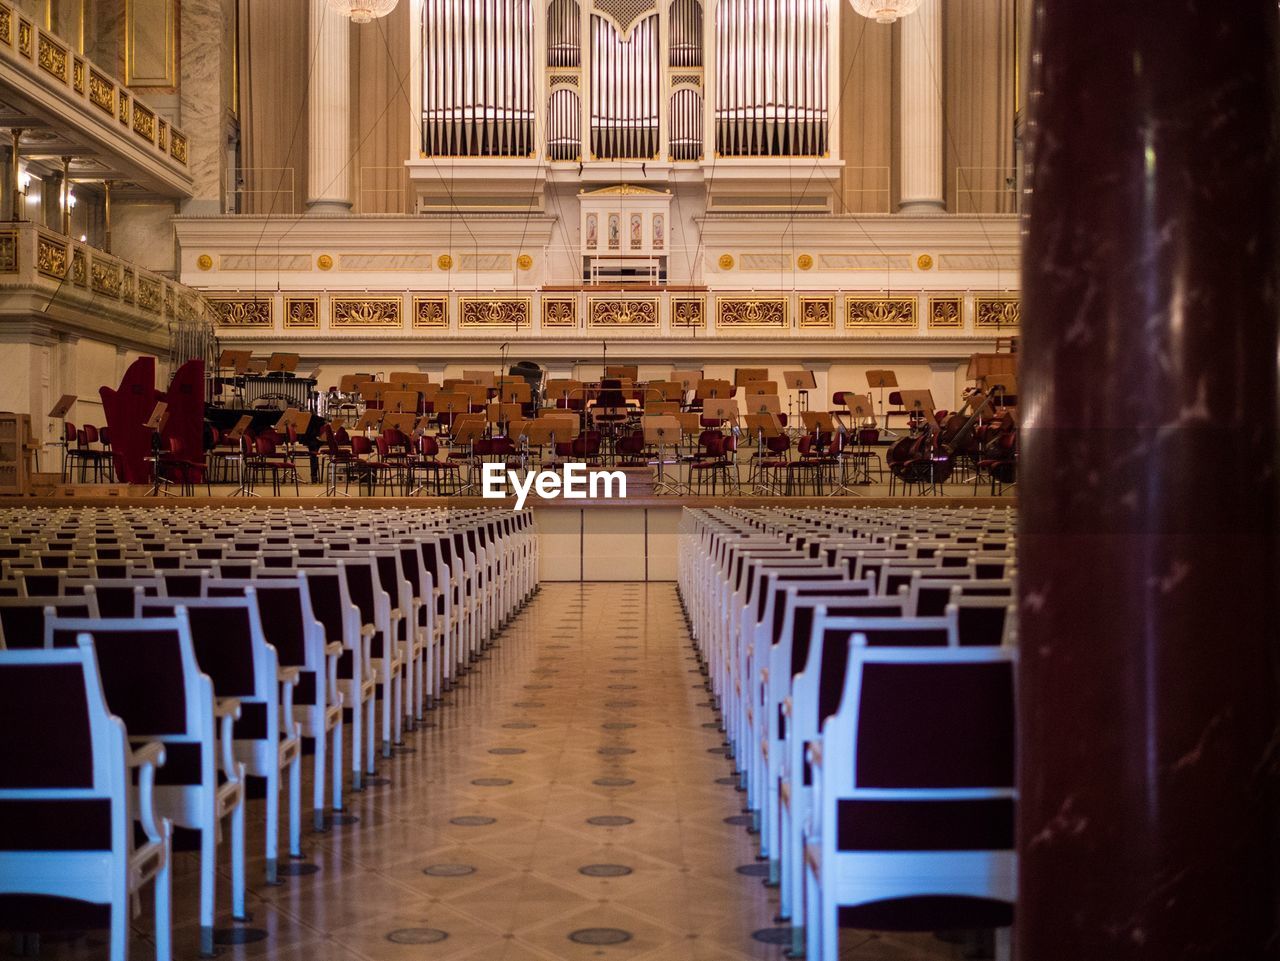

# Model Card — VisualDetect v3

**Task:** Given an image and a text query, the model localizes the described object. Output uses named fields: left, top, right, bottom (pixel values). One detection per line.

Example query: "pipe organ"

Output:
left=419, top=0, right=832, bottom=162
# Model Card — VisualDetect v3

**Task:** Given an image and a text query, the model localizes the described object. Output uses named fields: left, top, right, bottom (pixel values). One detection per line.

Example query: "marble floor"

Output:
left=23, top=583, right=972, bottom=961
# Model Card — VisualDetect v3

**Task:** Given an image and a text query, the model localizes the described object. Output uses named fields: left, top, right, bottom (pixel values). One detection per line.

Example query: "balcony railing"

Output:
left=0, top=2, right=190, bottom=190
left=0, top=221, right=214, bottom=330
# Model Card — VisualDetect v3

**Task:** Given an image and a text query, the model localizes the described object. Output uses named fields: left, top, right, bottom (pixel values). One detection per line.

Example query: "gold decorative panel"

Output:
left=975, top=294, right=1021, bottom=329
left=170, top=131, right=187, bottom=164
left=88, top=68, right=114, bottom=113
left=798, top=295, right=835, bottom=329
left=210, top=297, right=272, bottom=327
left=928, top=295, right=963, bottom=329
left=845, top=296, right=917, bottom=329
left=671, top=296, right=705, bottom=328
left=588, top=297, right=659, bottom=328
left=37, top=34, right=67, bottom=82
left=0, top=7, right=11, bottom=46
left=70, top=248, right=86, bottom=286
left=118, top=90, right=129, bottom=124
left=137, top=276, right=162, bottom=313
left=91, top=259, right=122, bottom=297
left=716, top=296, right=788, bottom=329
left=541, top=297, right=577, bottom=328
left=157, top=119, right=168, bottom=153
left=284, top=296, right=319, bottom=329
left=332, top=296, right=403, bottom=329
left=412, top=296, right=449, bottom=328
left=36, top=234, right=67, bottom=279
left=122, top=268, right=135, bottom=303
left=132, top=102, right=155, bottom=143
left=0, top=230, right=17, bottom=273
left=73, top=57, right=84, bottom=93
left=460, top=296, right=531, bottom=328
left=17, top=18, right=30, bottom=58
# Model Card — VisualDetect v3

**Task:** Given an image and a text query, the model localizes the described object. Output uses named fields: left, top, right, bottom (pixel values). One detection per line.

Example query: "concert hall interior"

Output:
left=0, top=1, right=1277, bottom=960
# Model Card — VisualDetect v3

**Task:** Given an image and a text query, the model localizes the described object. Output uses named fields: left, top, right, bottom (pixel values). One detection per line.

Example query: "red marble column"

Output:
left=1019, top=2, right=1280, bottom=958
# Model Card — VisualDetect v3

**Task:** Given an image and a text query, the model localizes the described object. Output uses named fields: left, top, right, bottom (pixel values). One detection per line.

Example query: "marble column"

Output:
left=179, top=0, right=236, bottom=215
left=1019, top=2, right=1280, bottom=959
left=306, top=0, right=351, bottom=213
left=897, top=0, right=944, bottom=213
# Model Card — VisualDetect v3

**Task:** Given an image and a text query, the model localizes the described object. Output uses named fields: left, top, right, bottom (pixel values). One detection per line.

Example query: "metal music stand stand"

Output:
left=745, top=409, right=784, bottom=495
left=48, top=394, right=76, bottom=479
left=223, top=414, right=258, bottom=497
left=643, top=414, right=687, bottom=496
left=143, top=402, right=170, bottom=497
left=450, top=414, right=487, bottom=495
left=866, top=369, right=899, bottom=433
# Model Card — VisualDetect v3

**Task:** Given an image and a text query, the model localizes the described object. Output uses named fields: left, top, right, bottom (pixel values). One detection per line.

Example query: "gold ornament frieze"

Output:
left=157, top=119, right=168, bottom=153
left=118, top=90, right=129, bottom=125
left=170, top=131, right=187, bottom=164
left=798, top=295, right=835, bottom=329
left=210, top=297, right=272, bottom=327
left=73, top=57, right=84, bottom=93
left=846, top=296, right=917, bottom=329
left=332, top=296, right=403, bottom=329
left=671, top=296, right=705, bottom=328
left=121, top=268, right=134, bottom=303
left=70, top=248, right=86, bottom=286
left=975, top=295, right=1021, bottom=329
left=0, top=7, right=11, bottom=46
left=132, top=102, right=155, bottom=143
left=17, top=18, right=30, bottom=58
left=163, top=286, right=174, bottom=317
left=284, top=297, right=319, bottom=329
left=91, top=259, right=122, bottom=297
left=37, top=34, right=67, bottom=82
left=588, top=297, right=658, bottom=328
left=0, top=231, right=17, bottom=273
left=715, top=296, right=788, bottom=329
left=136, top=276, right=163, bottom=313
left=88, top=69, right=114, bottom=113
left=36, top=234, right=67, bottom=279
left=928, top=295, right=963, bottom=329
left=460, top=296, right=531, bottom=328
left=412, top=296, right=449, bottom=328
left=541, top=297, right=577, bottom=328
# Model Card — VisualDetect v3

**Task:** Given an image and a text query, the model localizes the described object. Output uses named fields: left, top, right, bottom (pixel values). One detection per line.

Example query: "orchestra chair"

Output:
left=45, top=612, right=246, bottom=958
left=249, top=434, right=301, bottom=497
left=0, top=593, right=99, bottom=648
left=64, top=578, right=154, bottom=618
left=0, top=640, right=173, bottom=961
left=407, top=434, right=462, bottom=496
left=138, top=593, right=303, bottom=885
left=60, top=421, right=77, bottom=481
left=802, top=643, right=1016, bottom=961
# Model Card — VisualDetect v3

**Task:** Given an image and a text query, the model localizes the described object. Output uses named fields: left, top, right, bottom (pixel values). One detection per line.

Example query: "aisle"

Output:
left=40, top=583, right=961, bottom=960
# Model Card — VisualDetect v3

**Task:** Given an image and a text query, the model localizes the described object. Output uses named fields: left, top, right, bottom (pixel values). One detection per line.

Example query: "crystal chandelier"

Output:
left=849, top=0, right=921, bottom=24
left=328, top=0, right=399, bottom=23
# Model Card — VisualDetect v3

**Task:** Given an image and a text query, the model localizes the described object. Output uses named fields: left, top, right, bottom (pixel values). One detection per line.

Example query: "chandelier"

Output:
left=328, top=0, right=398, bottom=23
left=849, top=0, right=921, bottom=24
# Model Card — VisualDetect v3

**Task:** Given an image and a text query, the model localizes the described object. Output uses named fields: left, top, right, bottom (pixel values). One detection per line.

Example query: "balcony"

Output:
left=0, top=2, right=192, bottom=198
left=0, top=221, right=213, bottom=350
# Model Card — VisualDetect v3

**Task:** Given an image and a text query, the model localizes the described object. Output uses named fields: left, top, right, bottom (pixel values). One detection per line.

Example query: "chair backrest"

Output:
left=0, top=593, right=99, bottom=649
left=946, top=597, right=1015, bottom=647
left=138, top=593, right=272, bottom=704
left=206, top=574, right=319, bottom=670
left=45, top=613, right=208, bottom=745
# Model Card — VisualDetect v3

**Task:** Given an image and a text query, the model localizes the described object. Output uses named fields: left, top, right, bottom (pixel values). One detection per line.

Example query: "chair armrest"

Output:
left=806, top=741, right=822, bottom=769
left=214, top=697, right=242, bottom=783
left=324, top=643, right=344, bottom=706
left=277, top=667, right=300, bottom=735
left=325, top=642, right=344, bottom=658
left=390, top=607, right=403, bottom=620
left=128, top=740, right=167, bottom=843
left=278, top=666, right=301, bottom=686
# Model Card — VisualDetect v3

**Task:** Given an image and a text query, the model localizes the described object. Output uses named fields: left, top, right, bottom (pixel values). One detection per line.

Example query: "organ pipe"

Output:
left=669, top=88, right=703, bottom=160
left=590, top=14, right=659, bottom=160
left=669, top=0, right=702, bottom=67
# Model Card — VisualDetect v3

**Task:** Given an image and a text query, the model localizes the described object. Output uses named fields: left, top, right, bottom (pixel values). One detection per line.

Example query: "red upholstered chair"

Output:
left=159, top=435, right=210, bottom=496
left=248, top=433, right=301, bottom=496
left=408, top=434, right=462, bottom=496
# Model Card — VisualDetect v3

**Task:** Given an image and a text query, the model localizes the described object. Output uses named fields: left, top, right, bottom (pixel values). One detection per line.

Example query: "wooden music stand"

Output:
left=697, top=378, right=734, bottom=400
left=846, top=392, right=876, bottom=427
left=606, top=365, right=639, bottom=382
left=747, top=380, right=779, bottom=396
left=355, top=410, right=385, bottom=433
left=413, top=415, right=435, bottom=434
left=48, top=394, right=77, bottom=420
left=225, top=414, right=253, bottom=443
left=498, top=381, right=533, bottom=405
left=433, top=392, right=468, bottom=429
left=898, top=389, right=938, bottom=429
left=784, top=369, right=818, bottom=413
left=671, top=370, right=702, bottom=392
left=459, top=383, right=491, bottom=410
left=749, top=394, right=782, bottom=416
left=273, top=407, right=312, bottom=434
left=218, top=350, right=253, bottom=374
left=144, top=401, right=169, bottom=432
left=487, top=402, right=523, bottom=426
left=382, top=412, right=417, bottom=435
left=646, top=401, right=681, bottom=415
left=745, top=412, right=784, bottom=439
left=338, top=374, right=362, bottom=393
left=462, top=370, right=496, bottom=388
left=735, top=367, right=769, bottom=386
left=266, top=353, right=300, bottom=374
left=704, top=399, right=739, bottom=424
left=383, top=391, right=419, bottom=414
left=801, top=411, right=835, bottom=434
left=867, top=369, right=900, bottom=430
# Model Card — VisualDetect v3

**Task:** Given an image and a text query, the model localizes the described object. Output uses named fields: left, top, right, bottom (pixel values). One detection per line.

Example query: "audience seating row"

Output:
left=0, top=506, right=537, bottom=960
left=678, top=506, right=1017, bottom=961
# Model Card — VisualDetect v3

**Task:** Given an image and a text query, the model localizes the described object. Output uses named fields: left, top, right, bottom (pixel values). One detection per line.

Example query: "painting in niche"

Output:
left=630, top=213, right=643, bottom=248
left=652, top=214, right=665, bottom=250
left=608, top=213, right=620, bottom=249
left=586, top=213, right=598, bottom=249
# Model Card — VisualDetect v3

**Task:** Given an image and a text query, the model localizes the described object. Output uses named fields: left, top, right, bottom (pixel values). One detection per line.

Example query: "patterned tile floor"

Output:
left=24, top=583, right=969, bottom=961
